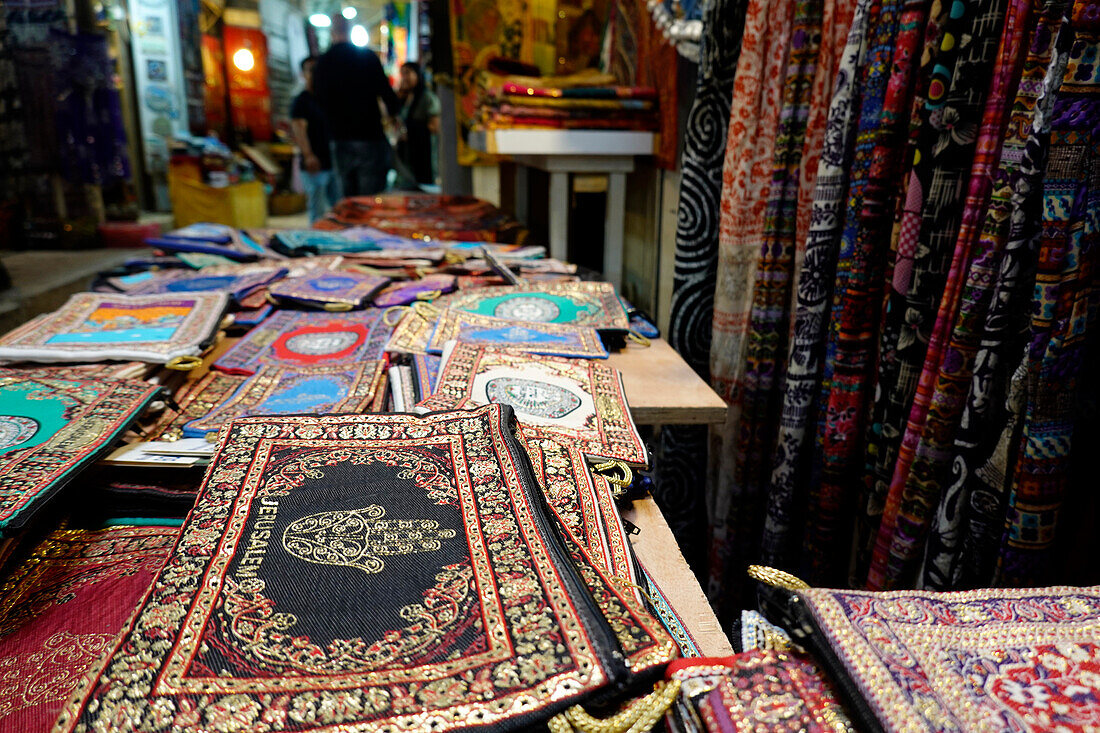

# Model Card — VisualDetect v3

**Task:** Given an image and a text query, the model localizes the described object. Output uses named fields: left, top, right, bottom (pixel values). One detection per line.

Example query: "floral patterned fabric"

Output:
left=798, top=585, right=1100, bottom=733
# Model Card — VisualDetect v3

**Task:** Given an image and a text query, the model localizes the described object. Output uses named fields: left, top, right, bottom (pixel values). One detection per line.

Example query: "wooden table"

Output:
left=610, top=337, right=732, bottom=655
left=610, top=338, right=728, bottom=427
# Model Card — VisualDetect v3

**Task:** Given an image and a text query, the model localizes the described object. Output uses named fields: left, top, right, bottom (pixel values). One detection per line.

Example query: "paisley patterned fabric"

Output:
left=56, top=407, right=676, bottom=733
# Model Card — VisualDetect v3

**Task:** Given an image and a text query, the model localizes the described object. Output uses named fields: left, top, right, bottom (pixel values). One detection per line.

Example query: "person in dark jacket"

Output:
left=312, top=14, right=400, bottom=196
left=290, top=56, right=338, bottom=222
left=396, top=62, right=440, bottom=187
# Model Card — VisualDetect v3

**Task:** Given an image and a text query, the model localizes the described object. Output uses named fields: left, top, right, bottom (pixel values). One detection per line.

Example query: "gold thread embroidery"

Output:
left=282, top=505, right=456, bottom=574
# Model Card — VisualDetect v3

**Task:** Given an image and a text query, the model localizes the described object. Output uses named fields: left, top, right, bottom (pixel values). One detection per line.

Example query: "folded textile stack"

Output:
left=471, top=70, right=659, bottom=132
left=478, top=78, right=660, bottom=132
left=316, top=193, right=526, bottom=243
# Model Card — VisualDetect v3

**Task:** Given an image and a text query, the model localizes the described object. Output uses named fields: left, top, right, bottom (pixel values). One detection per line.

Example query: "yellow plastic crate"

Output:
left=168, top=173, right=267, bottom=229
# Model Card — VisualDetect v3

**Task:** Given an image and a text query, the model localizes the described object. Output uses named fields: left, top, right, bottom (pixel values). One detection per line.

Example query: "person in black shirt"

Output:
left=290, top=56, right=338, bottom=222
left=312, top=14, right=400, bottom=197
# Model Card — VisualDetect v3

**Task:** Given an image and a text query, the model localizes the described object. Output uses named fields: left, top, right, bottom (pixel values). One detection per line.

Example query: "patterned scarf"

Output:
left=920, top=0, right=1072, bottom=589
left=762, top=0, right=875, bottom=569
left=716, top=0, right=825, bottom=608
left=798, top=0, right=907, bottom=585
left=658, top=0, right=749, bottom=572
left=864, top=0, right=1012, bottom=590
left=998, top=7, right=1100, bottom=584
left=707, top=0, right=796, bottom=615
left=869, top=0, right=1037, bottom=588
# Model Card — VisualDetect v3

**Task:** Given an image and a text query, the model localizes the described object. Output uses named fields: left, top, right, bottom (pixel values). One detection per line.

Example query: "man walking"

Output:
left=312, top=14, right=400, bottom=197
left=290, top=56, right=338, bottom=222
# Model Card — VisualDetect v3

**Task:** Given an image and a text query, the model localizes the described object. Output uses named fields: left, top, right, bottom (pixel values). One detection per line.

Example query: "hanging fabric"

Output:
left=920, top=0, right=1074, bottom=589
left=762, top=0, right=876, bottom=569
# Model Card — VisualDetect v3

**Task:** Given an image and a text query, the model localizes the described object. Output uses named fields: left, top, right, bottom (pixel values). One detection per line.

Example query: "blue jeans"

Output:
left=331, top=139, right=392, bottom=197
left=301, top=169, right=341, bottom=222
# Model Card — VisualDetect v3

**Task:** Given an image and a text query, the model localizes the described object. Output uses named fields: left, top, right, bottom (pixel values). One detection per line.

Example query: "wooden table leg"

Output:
left=548, top=171, right=569, bottom=261
left=604, top=171, right=626, bottom=288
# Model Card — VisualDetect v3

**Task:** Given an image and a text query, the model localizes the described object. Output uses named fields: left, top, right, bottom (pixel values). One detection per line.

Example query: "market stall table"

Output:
left=161, top=326, right=732, bottom=656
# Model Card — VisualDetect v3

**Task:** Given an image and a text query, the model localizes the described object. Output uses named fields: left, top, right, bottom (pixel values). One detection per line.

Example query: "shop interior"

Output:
left=0, top=0, right=1098, bottom=728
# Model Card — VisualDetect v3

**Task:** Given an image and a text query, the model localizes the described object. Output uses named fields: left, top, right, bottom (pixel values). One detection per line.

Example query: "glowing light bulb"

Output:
left=232, top=47, right=255, bottom=71
left=308, top=13, right=331, bottom=27
left=350, top=24, right=368, bottom=46
left=341, top=6, right=356, bottom=19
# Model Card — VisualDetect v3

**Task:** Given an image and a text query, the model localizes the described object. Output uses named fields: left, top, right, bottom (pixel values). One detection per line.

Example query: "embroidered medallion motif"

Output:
left=213, top=309, right=392, bottom=374
left=269, top=269, right=389, bottom=308
left=485, top=376, right=583, bottom=418
left=282, top=506, right=456, bottom=574
left=418, top=344, right=647, bottom=465
left=56, top=407, right=675, bottom=733
left=0, top=292, right=227, bottom=364
left=0, top=372, right=160, bottom=532
left=427, top=308, right=609, bottom=358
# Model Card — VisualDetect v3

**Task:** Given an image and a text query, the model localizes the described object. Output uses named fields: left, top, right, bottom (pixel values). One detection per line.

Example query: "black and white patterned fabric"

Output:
left=655, top=0, right=748, bottom=572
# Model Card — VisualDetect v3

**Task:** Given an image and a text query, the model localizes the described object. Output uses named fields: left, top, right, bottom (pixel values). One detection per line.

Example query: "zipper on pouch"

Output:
left=496, top=408, right=631, bottom=692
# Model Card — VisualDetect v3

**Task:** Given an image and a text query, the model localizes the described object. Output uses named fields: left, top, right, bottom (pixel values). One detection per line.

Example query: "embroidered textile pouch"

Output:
left=213, top=309, right=393, bottom=375
left=0, top=292, right=228, bottom=364
left=270, top=229, right=382, bottom=256
left=122, top=263, right=288, bottom=302
left=663, top=650, right=853, bottom=733
left=427, top=309, right=610, bottom=358
left=417, top=343, right=648, bottom=466
left=0, top=371, right=162, bottom=534
left=57, top=405, right=675, bottom=733
left=754, top=569, right=1100, bottom=733
left=267, top=269, right=390, bottom=310
left=148, top=223, right=266, bottom=261
left=439, top=281, right=631, bottom=333
left=372, top=274, right=458, bottom=307
left=0, top=525, right=178, bottom=731
left=181, top=361, right=386, bottom=438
